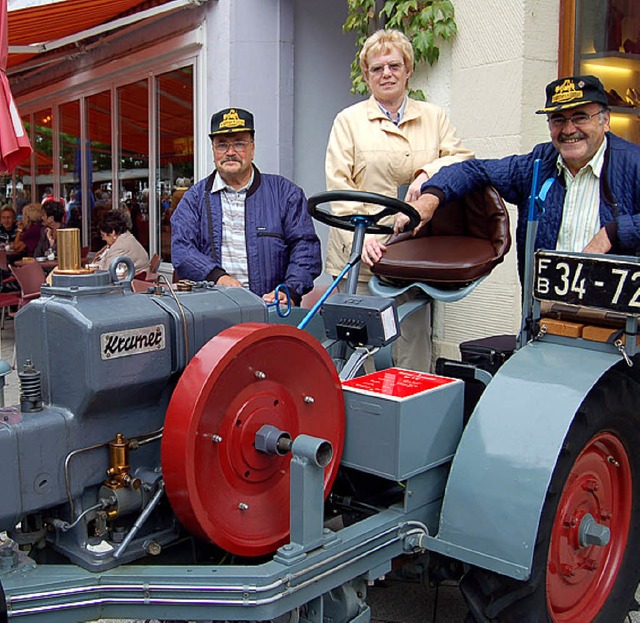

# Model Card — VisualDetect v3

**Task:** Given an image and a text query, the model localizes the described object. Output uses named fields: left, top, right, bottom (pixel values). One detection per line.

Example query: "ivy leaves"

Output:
left=343, top=0, right=457, bottom=99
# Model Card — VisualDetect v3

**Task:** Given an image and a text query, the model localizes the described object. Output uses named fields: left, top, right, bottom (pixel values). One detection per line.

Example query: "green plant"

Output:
left=343, top=0, right=457, bottom=99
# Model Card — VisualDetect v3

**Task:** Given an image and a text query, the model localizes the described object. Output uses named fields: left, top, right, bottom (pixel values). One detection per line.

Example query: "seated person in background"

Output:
left=0, top=205, right=19, bottom=249
left=363, top=75, right=640, bottom=273
left=171, top=107, right=321, bottom=306
left=34, top=199, right=66, bottom=258
left=94, top=210, right=150, bottom=275
left=14, top=203, right=44, bottom=257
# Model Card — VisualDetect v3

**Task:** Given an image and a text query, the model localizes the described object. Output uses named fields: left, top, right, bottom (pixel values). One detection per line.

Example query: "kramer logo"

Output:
left=101, top=325, right=166, bottom=360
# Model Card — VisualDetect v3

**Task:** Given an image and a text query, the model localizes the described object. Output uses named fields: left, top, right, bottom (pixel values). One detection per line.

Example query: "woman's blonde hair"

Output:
left=359, top=29, right=414, bottom=75
left=22, top=203, right=43, bottom=228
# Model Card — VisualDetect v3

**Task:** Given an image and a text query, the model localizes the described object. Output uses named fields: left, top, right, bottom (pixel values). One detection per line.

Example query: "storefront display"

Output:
left=571, top=0, right=640, bottom=143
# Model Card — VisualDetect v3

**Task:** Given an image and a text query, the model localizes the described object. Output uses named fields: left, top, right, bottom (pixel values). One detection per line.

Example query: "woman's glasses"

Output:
left=368, top=62, right=405, bottom=77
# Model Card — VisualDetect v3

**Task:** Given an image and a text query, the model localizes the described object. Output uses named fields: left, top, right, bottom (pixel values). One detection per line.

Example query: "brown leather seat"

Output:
left=371, top=186, right=511, bottom=285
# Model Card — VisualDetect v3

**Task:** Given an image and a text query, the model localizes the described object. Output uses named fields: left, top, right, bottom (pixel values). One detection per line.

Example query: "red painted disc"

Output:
left=161, top=322, right=345, bottom=556
left=546, top=432, right=632, bottom=622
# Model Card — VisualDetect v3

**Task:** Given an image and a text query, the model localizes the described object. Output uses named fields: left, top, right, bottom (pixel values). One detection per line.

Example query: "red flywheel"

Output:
left=162, top=322, right=345, bottom=556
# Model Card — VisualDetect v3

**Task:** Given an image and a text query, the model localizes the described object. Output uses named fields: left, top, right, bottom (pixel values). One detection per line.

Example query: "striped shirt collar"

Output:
left=376, top=96, right=407, bottom=125
left=211, top=169, right=255, bottom=194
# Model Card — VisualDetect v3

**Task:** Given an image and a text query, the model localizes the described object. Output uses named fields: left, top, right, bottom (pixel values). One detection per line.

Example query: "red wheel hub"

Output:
left=546, top=432, right=632, bottom=622
left=161, top=323, right=345, bottom=556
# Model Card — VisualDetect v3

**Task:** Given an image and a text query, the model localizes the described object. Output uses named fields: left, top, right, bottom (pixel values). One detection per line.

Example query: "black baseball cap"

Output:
left=536, top=75, right=608, bottom=114
left=209, top=108, right=255, bottom=138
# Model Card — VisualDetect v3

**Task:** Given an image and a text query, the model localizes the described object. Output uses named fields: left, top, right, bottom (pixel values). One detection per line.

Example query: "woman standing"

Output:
left=325, top=29, right=474, bottom=371
left=95, top=210, right=149, bottom=275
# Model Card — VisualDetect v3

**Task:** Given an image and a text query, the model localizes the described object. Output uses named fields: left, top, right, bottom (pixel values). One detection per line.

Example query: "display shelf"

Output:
left=609, top=105, right=640, bottom=116
left=580, top=52, right=640, bottom=72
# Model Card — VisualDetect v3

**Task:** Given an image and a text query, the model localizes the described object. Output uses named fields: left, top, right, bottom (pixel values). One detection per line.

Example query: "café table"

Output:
left=14, top=257, right=58, bottom=271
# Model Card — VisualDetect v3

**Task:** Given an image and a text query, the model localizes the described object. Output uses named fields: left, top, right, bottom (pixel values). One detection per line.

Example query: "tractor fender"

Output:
left=429, top=339, right=621, bottom=580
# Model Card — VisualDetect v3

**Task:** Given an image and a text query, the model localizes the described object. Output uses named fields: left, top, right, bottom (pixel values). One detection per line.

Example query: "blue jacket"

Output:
left=171, top=166, right=321, bottom=303
left=422, top=133, right=640, bottom=273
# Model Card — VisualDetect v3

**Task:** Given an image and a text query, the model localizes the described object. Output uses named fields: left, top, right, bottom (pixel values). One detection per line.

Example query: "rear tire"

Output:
left=462, top=367, right=640, bottom=622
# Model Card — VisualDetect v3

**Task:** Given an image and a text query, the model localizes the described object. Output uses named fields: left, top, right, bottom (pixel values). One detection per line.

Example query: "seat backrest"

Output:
left=10, top=262, right=46, bottom=299
left=372, top=186, right=511, bottom=285
left=418, top=186, right=510, bottom=256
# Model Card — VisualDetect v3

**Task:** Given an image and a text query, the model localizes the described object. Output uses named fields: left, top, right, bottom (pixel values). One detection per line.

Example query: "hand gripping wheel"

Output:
left=162, top=323, right=346, bottom=556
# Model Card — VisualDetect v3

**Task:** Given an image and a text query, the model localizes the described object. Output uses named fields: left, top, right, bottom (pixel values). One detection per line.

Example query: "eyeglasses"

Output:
left=213, top=140, right=253, bottom=153
left=368, top=62, right=405, bottom=76
left=547, top=109, right=605, bottom=129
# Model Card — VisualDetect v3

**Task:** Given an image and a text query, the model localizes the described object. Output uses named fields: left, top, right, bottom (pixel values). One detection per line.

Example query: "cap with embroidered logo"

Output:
left=536, top=75, right=608, bottom=114
left=209, top=108, right=255, bottom=137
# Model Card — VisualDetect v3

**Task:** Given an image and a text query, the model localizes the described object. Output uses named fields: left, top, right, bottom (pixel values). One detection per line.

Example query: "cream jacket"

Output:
left=96, top=231, right=150, bottom=275
left=324, top=96, right=474, bottom=278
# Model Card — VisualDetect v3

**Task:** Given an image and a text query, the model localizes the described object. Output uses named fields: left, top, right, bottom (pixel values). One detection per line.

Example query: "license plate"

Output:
left=534, top=251, right=640, bottom=315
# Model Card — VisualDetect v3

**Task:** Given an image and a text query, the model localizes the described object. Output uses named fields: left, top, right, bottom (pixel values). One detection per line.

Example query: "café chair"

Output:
left=10, top=261, right=47, bottom=309
left=149, top=253, right=161, bottom=273
left=0, top=249, right=18, bottom=291
left=0, top=289, right=22, bottom=329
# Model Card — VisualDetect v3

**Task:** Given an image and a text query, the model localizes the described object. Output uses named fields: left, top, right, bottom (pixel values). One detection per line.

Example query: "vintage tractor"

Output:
left=0, top=185, right=639, bottom=623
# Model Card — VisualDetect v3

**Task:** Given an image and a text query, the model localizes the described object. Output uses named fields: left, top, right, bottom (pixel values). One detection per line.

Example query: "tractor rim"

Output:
left=546, top=432, right=632, bottom=622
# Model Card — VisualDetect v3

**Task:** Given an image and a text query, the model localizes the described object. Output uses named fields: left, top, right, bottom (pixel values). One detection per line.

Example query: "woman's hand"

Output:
left=362, top=237, right=388, bottom=267
left=405, top=171, right=429, bottom=202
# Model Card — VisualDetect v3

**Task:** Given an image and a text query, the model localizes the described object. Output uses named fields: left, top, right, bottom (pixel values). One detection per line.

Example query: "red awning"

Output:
left=7, top=0, right=180, bottom=69
left=1, top=0, right=31, bottom=173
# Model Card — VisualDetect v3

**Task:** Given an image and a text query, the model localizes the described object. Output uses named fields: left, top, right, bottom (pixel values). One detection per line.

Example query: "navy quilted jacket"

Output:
left=171, top=166, right=321, bottom=302
left=422, top=133, right=640, bottom=273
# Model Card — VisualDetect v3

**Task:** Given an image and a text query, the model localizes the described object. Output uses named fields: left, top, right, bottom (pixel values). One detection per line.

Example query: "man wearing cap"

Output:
left=171, top=107, right=321, bottom=305
left=362, top=75, right=640, bottom=274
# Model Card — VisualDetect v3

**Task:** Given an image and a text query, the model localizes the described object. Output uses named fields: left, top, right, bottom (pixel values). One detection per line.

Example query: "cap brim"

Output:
left=209, top=128, right=255, bottom=138
left=536, top=99, right=603, bottom=114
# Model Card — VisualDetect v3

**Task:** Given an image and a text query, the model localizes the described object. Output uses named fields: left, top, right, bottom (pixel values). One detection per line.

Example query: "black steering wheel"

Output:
left=307, top=190, right=421, bottom=235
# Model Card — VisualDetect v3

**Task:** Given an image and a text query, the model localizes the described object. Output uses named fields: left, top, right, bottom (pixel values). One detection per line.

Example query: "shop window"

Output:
left=5, top=114, right=31, bottom=216
left=12, top=59, right=196, bottom=260
left=156, top=67, right=194, bottom=264
left=59, top=100, right=81, bottom=231
left=565, top=0, right=640, bottom=143
left=34, top=108, right=53, bottom=203
left=86, top=91, right=113, bottom=251
left=118, top=80, right=150, bottom=252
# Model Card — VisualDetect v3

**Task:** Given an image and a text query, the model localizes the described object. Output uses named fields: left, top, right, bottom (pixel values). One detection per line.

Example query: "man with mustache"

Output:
left=362, top=75, right=640, bottom=275
left=171, top=108, right=321, bottom=305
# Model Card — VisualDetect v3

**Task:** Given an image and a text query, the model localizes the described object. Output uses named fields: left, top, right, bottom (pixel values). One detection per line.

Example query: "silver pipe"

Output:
left=6, top=523, right=421, bottom=617
left=8, top=531, right=407, bottom=616
left=113, top=481, right=165, bottom=559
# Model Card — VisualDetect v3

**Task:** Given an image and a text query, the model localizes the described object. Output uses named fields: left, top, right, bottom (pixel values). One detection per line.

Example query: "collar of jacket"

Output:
left=206, top=164, right=263, bottom=199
